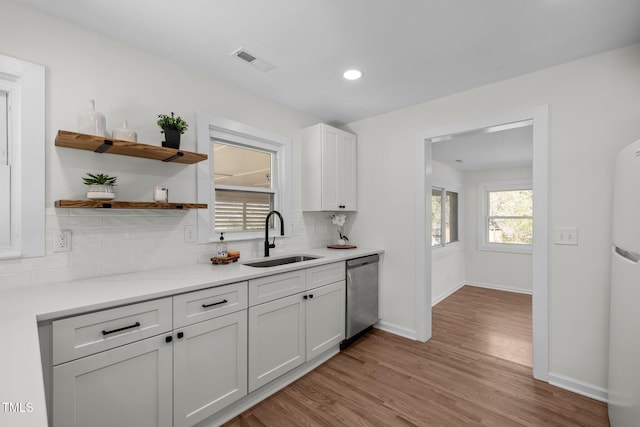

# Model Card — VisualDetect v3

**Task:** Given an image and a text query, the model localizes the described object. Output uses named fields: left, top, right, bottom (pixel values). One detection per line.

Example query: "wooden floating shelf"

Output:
left=55, top=200, right=207, bottom=209
left=55, top=130, right=208, bottom=164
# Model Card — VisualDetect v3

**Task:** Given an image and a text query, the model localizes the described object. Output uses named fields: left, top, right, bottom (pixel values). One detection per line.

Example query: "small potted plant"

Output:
left=83, top=172, right=117, bottom=200
left=157, top=112, right=188, bottom=149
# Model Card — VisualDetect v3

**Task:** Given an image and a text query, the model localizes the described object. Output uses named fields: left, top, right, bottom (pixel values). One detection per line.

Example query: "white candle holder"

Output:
left=153, top=186, right=168, bottom=203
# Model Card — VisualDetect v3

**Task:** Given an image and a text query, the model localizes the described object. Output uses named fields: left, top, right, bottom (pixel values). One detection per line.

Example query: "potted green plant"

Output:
left=83, top=172, right=117, bottom=200
left=157, top=112, right=188, bottom=149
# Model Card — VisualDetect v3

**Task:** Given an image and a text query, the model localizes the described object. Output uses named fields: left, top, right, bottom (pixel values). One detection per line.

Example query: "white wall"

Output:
left=348, top=43, right=640, bottom=392
left=431, top=161, right=466, bottom=304
left=0, top=2, right=336, bottom=289
left=465, top=167, right=533, bottom=293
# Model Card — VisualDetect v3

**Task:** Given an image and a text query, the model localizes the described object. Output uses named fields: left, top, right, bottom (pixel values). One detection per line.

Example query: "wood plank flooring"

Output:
left=224, top=285, right=609, bottom=427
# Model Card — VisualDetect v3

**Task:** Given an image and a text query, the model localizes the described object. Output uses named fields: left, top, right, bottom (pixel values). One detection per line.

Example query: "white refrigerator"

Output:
left=609, top=138, right=640, bottom=426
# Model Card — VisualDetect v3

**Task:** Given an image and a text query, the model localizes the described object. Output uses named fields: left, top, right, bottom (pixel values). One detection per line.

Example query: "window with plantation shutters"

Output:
left=196, top=113, right=292, bottom=243
left=215, top=190, right=273, bottom=231
left=213, top=141, right=276, bottom=232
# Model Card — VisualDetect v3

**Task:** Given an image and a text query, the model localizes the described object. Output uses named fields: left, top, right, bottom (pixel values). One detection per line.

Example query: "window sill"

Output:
left=209, top=229, right=289, bottom=243
left=478, top=243, right=532, bottom=254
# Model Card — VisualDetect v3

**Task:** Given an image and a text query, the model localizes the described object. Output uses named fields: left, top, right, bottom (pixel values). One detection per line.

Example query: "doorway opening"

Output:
left=415, top=106, right=549, bottom=381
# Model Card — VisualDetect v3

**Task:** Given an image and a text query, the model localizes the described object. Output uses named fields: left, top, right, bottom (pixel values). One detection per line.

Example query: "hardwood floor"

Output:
left=224, top=285, right=610, bottom=426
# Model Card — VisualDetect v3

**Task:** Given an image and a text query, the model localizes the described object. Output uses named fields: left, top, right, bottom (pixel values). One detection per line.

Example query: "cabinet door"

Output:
left=248, top=293, right=305, bottom=392
left=173, top=310, right=247, bottom=427
left=52, top=334, right=172, bottom=427
left=306, top=281, right=346, bottom=360
left=338, top=132, right=357, bottom=210
left=321, top=125, right=340, bottom=211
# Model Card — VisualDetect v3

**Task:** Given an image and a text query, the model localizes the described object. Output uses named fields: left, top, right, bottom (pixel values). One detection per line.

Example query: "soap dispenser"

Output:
left=216, top=232, right=228, bottom=257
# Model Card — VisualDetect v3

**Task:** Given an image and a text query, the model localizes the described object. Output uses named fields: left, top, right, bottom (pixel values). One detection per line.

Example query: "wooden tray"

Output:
left=327, top=244, right=357, bottom=249
left=210, top=255, right=240, bottom=265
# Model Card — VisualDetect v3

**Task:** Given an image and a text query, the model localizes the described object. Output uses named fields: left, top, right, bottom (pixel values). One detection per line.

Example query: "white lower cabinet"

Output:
left=49, top=263, right=349, bottom=426
left=51, top=283, right=249, bottom=427
left=248, top=276, right=346, bottom=393
left=53, top=334, right=173, bottom=427
left=306, top=281, right=346, bottom=360
left=248, top=293, right=305, bottom=392
left=173, top=310, right=247, bottom=427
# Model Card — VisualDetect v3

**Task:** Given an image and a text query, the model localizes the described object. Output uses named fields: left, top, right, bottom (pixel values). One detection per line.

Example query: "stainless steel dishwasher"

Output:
left=343, top=254, right=379, bottom=347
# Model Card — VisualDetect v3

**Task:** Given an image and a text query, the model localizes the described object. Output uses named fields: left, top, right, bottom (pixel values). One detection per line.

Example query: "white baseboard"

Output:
left=548, top=372, right=609, bottom=403
left=466, top=281, right=533, bottom=295
left=432, top=281, right=466, bottom=306
left=374, top=321, right=417, bottom=340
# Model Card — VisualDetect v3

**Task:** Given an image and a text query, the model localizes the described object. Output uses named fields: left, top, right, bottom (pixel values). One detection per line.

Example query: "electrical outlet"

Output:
left=54, top=230, right=72, bottom=252
left=184, top=225, right=196, bottom=243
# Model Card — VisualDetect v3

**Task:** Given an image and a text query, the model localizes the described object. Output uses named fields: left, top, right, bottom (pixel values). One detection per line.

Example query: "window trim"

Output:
left=0, top=54, right=45, bottom=259
left=196, top=112, right=292, bottom=242
left=478, top=179, right=532, bottom=254
left=431, top=178, right=464, bottom=258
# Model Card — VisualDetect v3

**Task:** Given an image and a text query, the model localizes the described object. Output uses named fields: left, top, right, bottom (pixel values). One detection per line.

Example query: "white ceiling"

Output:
left=13, top=0, right=640, bottom=126
left=432, top=124, right=533, bottom=172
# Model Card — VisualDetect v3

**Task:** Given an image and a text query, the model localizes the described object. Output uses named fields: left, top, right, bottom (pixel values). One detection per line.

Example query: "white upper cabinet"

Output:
left=301, top=123, right=357, bottom=211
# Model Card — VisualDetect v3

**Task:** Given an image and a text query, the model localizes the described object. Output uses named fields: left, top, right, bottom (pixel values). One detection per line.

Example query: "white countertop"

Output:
left=0, top=247, right=382, bottom=427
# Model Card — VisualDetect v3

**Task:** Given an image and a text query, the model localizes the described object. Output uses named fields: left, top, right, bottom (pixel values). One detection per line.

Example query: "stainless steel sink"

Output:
left=243, top=255, right=320, bottom=268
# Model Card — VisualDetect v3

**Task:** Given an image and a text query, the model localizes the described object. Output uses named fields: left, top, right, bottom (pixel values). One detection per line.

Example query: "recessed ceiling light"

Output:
left=343, top=69, right=363, bottom=80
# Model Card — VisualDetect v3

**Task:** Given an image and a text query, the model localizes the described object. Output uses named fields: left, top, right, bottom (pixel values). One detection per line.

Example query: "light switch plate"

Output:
left=554, top=227, right=578, bottom=245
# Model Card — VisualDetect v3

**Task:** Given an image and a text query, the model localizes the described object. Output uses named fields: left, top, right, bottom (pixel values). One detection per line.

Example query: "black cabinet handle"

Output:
left=303, top=295, right=308, bottom=300
left=309, top=294, right=314, bottom=299
left=202, top=299, right=228, bottom=308
left=177, top=332, right=184, bottom=339
left=102, top=321, right=140, bottom=336
left=165, top=335, right=173, bottom=343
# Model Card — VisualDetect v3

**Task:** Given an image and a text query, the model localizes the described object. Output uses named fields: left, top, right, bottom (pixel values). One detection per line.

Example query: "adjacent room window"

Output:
left=196, top=113, right=292, bottom=242
left=432, top=186, right=459, bottom=247
left=213, top=142, right=275, bottom=232
left=479, top=179, right=533, bottom=253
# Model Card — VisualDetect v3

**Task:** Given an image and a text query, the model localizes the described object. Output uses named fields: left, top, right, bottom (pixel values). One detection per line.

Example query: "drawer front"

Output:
left=306, top=261, right=345, bottom=290
left=249, top=270, right=306, bottom=306
left=173, top=281, right=248, bottom=329
left=52, top=298, right=172, bottom=365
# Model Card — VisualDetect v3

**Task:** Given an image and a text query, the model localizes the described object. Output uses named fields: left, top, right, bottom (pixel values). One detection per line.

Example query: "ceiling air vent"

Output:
left=231, top=47, right=276, bottom=72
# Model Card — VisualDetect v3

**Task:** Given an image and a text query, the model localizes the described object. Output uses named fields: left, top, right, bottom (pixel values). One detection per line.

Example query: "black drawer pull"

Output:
left=102, top=321, right=141, bottom=336
left=202, top=299, right=228, bottom=308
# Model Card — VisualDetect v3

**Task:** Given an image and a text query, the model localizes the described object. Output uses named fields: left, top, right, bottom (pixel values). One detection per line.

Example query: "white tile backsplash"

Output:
left=0, top=208, right=342, bottom=289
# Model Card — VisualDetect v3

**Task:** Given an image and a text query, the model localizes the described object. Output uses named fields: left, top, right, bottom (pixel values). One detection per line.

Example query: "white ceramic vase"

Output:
left=78, top=100, right=106, bottom=137
left=112, top=120, right=137, bottom=142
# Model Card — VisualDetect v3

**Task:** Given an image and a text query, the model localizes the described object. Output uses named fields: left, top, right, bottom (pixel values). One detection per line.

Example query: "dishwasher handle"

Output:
left=346, top=254, right=379, bottom=269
